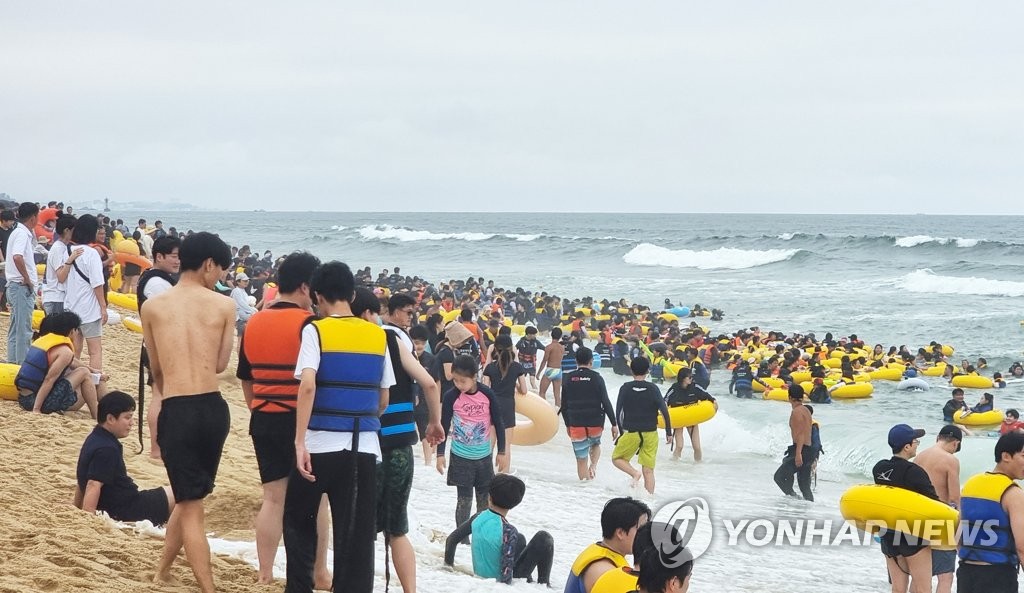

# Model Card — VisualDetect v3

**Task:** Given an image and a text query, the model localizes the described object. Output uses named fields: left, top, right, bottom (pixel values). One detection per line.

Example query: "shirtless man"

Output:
left=536, top=327, right=566, bottom=407
left=142, top=232, right=235, bottom=593
left=773, top=385, right=815, bottom=501
left=913, top=425, right=962, bottom=593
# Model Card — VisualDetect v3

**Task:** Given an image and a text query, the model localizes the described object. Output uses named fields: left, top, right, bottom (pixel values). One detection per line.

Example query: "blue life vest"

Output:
left=732, top=368, right=754, bottom=391
left=15, top=334, right=74, bottom=393
left=308, top=316, right=387, bottom=434
left=959, top=472, right=1019, bottom=565
left=379, top=328, right=418, bottom=448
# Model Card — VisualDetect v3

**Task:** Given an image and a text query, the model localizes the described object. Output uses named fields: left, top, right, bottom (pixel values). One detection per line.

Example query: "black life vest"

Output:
left=379, top=328, right=418, bottom=449
left=137, top=268, right=176, bottom=310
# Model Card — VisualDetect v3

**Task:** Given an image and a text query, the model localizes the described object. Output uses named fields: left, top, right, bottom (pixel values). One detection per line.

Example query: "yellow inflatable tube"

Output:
left=0, top=362, right=20, bottom=401
left=765, top=387, right=804, bottom=402
left=657, top=401, right=717, bottom=428
left=790, top=370, right=813, bottom=383
left=511, top=392, right=559, bottom=446
left=951, top=375, right=994, bottom=389
left=954, top=409, right=1003, bottom=427
left=442, top=309, right=462, bottom=324
left=869, top=367, right=904, bottom=382
left=831, top=383, right=874, bottom=399
left=921, top=363, right=947, bottom=377
left=122, top=316, right=143, bottom=334
left=106, top=291, right=139, bottom=312
left=840, top=484, right=957, bottom=549
left=752, top=376, right=784, bottom=393
left=658, top=313, right=678, bottom=322
left=821, top=358, right=843, bottom=369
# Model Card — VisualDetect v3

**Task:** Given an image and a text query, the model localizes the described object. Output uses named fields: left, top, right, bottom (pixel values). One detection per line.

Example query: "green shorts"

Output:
left=376, top=446, right=414, bottom=536
left=612, top=431, right=659, bottom=468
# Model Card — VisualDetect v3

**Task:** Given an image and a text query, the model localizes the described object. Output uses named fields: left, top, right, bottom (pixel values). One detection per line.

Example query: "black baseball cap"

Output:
left=938, top=425, right=963, bottom=452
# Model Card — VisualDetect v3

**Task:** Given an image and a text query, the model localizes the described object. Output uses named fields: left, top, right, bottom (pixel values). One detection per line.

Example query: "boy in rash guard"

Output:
left=612, top=357, right=672, bottom=495
left=443, top=474, right=554, bottom=585
left=515, top=326, right=542, bottom=391
left=561, top=347, right=619, bottom=481
left=437, top=355, right=508, bottom=534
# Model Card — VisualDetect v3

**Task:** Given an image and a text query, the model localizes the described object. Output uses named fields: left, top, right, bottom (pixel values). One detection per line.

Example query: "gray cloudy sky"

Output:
left=2, top=2, right=1022, bottom=213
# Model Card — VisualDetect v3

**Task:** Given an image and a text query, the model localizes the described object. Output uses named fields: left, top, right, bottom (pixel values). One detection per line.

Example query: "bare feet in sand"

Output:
left=152, top=570, right=181, bottom=587
left=588, top=464, right=597, bottom=479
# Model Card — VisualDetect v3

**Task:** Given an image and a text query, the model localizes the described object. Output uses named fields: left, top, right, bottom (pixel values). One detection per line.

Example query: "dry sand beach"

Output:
left=0, top=316, right=279, bottom=593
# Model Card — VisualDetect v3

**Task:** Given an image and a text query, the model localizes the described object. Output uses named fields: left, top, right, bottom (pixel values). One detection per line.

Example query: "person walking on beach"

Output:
left=137, top=235, right=181, bottom=460
left=536, top=327, right=566, bottom=407
left=351, top=287, right=443, bottom=593
left=612, top=357, right=672, bottom=495
left=664, top=368, right=717, bottom=462
left=914, top=425, right=962, bottom=593
left=284, top=261, right=395, bottom=593
left=515, top=326, right=541, bottom=391
left=5, top=202, right=39, bottom=364
left=561, top=346, right=618, bottom=481
left=236, top=252, right=332, bottom=587
left=872, top=424, right=937, bottom=593
left=773, top=385, right=816, bottom=501
left=142, top=232, right=235, bottom=593
left=957, top=430, right=1024, bottom=593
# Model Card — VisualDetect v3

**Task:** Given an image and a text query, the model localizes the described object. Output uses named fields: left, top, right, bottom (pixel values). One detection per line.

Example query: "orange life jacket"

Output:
left=242, top=304, right=312, bottom=413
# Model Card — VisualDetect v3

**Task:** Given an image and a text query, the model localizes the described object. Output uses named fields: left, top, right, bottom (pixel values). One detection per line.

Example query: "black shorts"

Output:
left=107, top=487, right=171, bottom=526
left=157, top=392, right=230, bottom=502
left=496, top=396, right=516, bottom=428
left=956, top=562, right=1017, bottom=593
left=18, top=378, right=77, bottom=414
left=414, top=399, right=429, bottom=441
left=250, top=410, right=296, bottom=483
left=446, top=453, right=493, bottom=489
left=376, top=446, right=414, bottom=536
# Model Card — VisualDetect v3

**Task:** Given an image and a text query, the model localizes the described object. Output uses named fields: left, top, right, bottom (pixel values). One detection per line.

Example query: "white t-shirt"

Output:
left=142, top=276, right=173, bottom=301
left=4, top=225, right=38, bottom=284
left=295, top=319, right=396, bottom=459
left=62, top=245, right=105, bottom=323
left=43, top=239, right=70, bottom=303
left=383, top=323, right=414, bottom=353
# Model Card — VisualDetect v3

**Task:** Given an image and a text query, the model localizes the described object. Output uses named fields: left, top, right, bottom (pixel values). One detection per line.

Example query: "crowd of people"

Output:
left=6, top=199, right=1024, bottom=593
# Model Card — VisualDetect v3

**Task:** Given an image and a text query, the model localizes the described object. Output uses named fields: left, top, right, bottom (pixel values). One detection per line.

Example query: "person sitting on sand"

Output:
left=443, top=474, right=554, bottom=585
left=15, top=311, right=101, bottom=418
left=73, top=391, right=175, bottom=525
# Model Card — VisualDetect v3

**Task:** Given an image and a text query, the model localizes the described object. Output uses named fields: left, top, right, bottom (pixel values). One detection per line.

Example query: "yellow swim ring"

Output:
left=752, top=376, right=784, bottom=393
left=765, top=387, right=803, bottom=402
left=831, top=383, right=874, bottom=399
left=954, top=409, right=1003, bottom=427
left=657, top=400, right=717, bottom=428
left=511, top=392, right=559, bottom=446
left=106, top=291, right=139, bottom=312
left=122, top=316, right=143, bottom=334
left=869, top=367, right=904, bottom=382
left=840, top=484, right=957, bottom=549
left=0, top=363, right=20, bottom=401
left=921, top=363, right=948, bottom=377
left=950, top=375, right=994, bottom=389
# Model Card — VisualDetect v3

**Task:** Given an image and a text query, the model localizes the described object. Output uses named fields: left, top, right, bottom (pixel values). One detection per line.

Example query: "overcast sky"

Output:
left=2, top=2, right=1022, bottom=213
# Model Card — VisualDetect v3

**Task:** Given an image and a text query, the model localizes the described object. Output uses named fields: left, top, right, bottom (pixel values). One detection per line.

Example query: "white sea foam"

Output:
left=899, top=268, right=1024, bottom=297
left=777, top=232, right=796, bottom=241
left=329, top=225, right=346, bottom=231
left=356, top=224, right=542, bottom=243
left=623, top=243, right=799, bottom=270
left=894, top=235, right=980, bottom=248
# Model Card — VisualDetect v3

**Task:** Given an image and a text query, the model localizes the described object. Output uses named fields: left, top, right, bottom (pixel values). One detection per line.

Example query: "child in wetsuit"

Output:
left=443, top=474, right=554, bottom=585
left=437, top=355, right=508, bottom=534
left=515, top=326, right=541, bottom=390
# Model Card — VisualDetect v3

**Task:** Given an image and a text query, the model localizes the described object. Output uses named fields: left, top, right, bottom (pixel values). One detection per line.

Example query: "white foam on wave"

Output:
left=329, top=225, right=346, bottom=231
left=899, top=268, right=1024, bottom=297
left=356, top=224, right=542, bottom=243
left=777, top=232, right=796, bottom=241
left=623, top=243, right=799, bottom=270
left=895, top=235, right=980, bottom=248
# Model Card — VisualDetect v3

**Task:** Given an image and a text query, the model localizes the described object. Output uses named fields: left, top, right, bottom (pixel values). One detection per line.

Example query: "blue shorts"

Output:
left=18, top=378, right=77, bottom=414
left=569, top=427, right=603, bottom=459
left=543, top=368, right=562, bottom=381
left=932, top=549, right=955, bottom=575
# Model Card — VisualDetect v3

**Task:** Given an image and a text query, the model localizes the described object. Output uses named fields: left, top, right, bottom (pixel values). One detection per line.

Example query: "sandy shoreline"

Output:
left=0, top=315, right=280, bottom=593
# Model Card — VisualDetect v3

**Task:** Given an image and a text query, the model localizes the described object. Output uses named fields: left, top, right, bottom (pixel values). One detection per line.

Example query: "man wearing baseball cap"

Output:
left=914, top=425, right=963, bottom=593
left=872, top=424, right=939, bottom=593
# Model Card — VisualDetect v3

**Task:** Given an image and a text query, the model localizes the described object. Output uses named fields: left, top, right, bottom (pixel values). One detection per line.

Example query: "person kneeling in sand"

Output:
left=73, top=390, right=175, bottom=525
left=15, top=311, right=101, bottom=418
left=443, top=474, right=554, bottom=585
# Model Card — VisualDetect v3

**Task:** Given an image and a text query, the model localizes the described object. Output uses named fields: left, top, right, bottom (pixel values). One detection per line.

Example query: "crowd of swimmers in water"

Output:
left=11, top=202, right=1024, bottom=592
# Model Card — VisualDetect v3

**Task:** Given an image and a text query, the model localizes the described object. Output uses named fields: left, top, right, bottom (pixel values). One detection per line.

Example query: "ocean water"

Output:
left=106, top=210, right=1024, bottom=591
